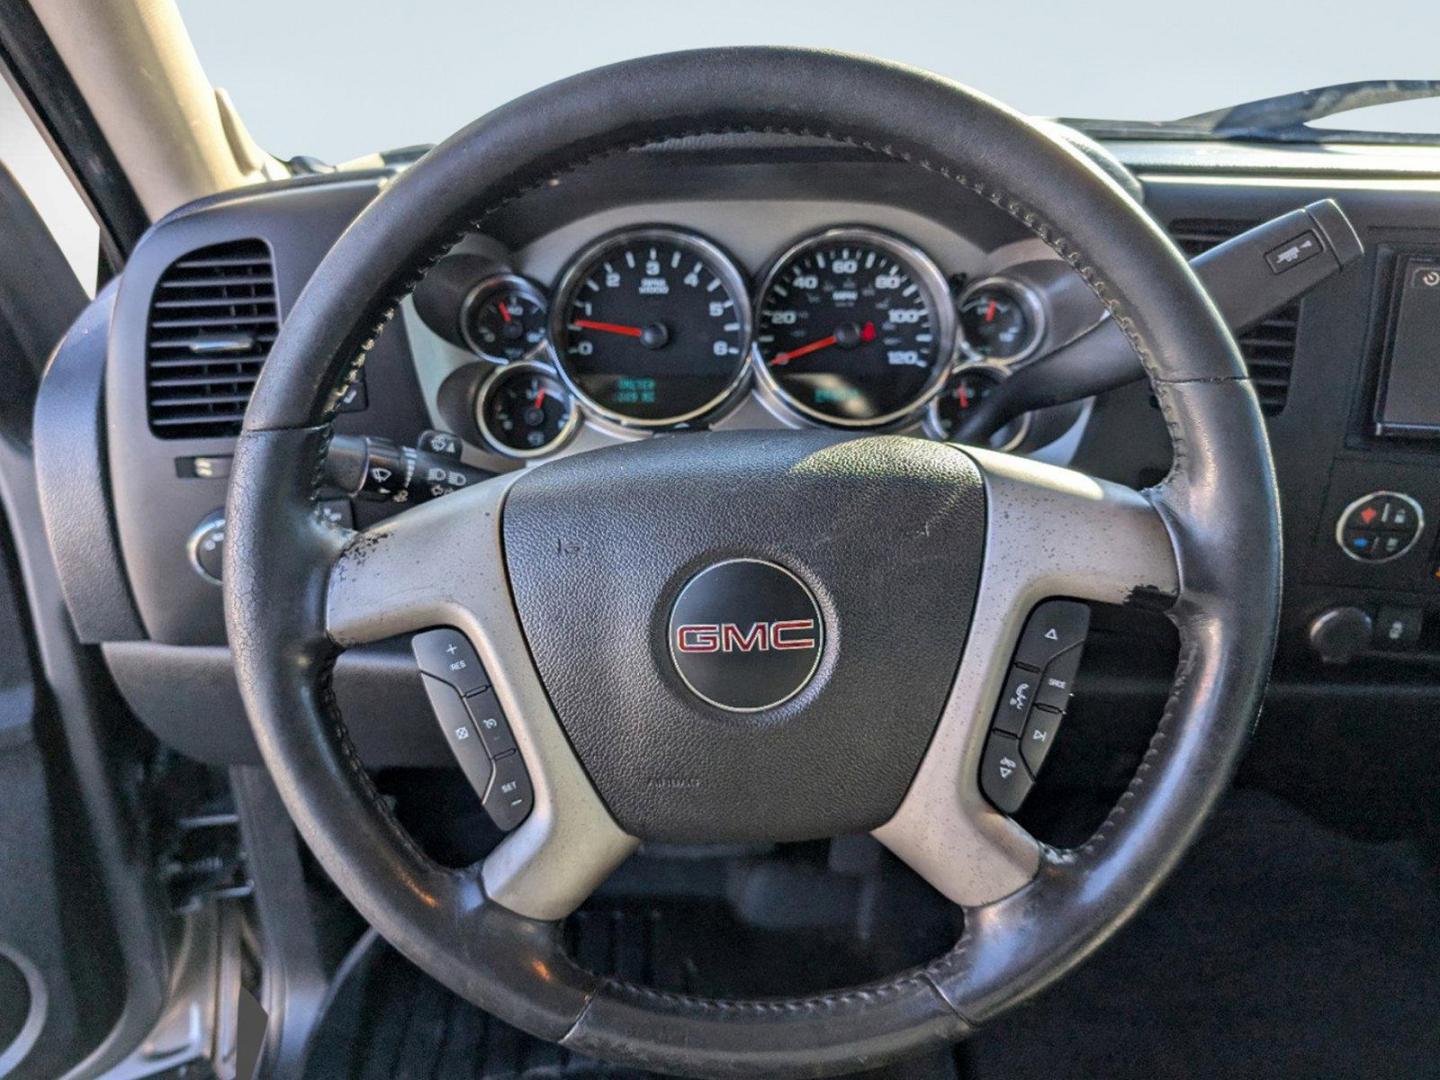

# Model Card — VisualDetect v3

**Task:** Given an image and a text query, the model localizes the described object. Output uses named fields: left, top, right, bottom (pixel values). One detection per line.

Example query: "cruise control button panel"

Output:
left=1336, top=491, right=1424, bottom=564
left=412, top=628, right=532, bottom=831
left=980, top=601, right=1090, bottom=815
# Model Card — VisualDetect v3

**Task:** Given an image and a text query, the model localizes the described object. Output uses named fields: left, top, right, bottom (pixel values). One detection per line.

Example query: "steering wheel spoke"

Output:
left=326, top=474, right=637, bottom=920
left=875, top=448, right=1180, bottom=908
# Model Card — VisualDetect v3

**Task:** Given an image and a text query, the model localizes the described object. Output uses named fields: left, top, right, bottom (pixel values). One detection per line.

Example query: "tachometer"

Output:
left=753, top=228, right=954, bottom=426
left=549, top=228, right=752, bottom=427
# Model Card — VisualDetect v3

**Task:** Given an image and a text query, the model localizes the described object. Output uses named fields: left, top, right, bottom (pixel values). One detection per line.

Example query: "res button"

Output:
left=412, top=628, right=491, bottom=696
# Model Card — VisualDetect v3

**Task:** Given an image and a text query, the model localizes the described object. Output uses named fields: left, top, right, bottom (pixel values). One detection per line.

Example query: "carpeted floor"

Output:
left=307, top=788, right=1440, bottom=1079
left=968, top=788, right=1440, bottom=1079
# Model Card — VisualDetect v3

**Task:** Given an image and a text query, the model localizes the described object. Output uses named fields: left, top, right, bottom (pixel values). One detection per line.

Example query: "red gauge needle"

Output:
left=533, top=388, right=546, bottom=409
left=770, top=321, right=875, bottom=366
left=498, top=301, right=512, bottom=323
left=573, top=319, right=643, bottom=338
left=770, top=334, right=836, bottom=366
left=957, top=384, right=971, bottom=408
left=984, top=301, right=997, bottom=323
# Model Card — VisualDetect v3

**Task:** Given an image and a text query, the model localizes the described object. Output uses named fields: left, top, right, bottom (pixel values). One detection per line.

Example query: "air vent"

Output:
left=145, top=239, right=276, bottom=439
left=1165, top=218, right=1298, bottom=415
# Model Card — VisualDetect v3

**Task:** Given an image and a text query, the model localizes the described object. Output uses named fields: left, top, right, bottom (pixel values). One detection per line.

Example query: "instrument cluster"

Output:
left=446, top=224, right=1049, bottom=459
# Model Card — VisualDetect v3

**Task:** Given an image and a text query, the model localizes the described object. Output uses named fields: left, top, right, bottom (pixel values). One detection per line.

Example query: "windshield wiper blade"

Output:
left=1177, top=79, right=1440, bottom=138
left=1061, top=79, right=1440, bottom=144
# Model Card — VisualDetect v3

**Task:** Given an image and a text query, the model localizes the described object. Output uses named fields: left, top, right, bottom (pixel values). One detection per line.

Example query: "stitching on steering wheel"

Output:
left=298, top=121, right=1237, bottom=1026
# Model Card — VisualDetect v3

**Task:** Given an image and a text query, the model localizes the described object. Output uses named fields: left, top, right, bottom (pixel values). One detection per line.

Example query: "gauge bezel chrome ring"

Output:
left=546, top=226, right=754, bottom=431
left=459, top=273, right=551, bottom=364
left=475, top=359, right=582, bottom=460
left=956, top=274, right=1047, bottom=365
left=923, top=360, right=1032, bottom=452
left=749, top=226, right=958, bottom=430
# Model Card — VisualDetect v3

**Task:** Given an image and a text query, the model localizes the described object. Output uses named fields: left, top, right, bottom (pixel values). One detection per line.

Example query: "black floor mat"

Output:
left=968, top=787, right=1440, bottom=1080
left=306, top=905, right=956, bottom=1080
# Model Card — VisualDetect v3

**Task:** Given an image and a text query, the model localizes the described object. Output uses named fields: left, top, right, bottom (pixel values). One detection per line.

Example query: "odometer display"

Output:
left=754, top=229, right=954, bottom=426
left=549, top=229, right=751, bottom=427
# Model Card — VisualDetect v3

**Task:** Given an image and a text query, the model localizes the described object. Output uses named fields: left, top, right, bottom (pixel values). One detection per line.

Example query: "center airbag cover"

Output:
left=502, top=430, right=985, bottom=843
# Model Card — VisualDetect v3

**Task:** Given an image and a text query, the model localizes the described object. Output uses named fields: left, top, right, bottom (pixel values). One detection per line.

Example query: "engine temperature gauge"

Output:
left=462, top=275, right=549, bottom=363
left=925, top=365, right=1030, bottom=451
left=476, top=362, right=578, bottom=458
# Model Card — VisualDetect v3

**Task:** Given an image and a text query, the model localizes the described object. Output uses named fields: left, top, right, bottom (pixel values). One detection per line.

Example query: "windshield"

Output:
left=177, top=0, right=1440, bottom=164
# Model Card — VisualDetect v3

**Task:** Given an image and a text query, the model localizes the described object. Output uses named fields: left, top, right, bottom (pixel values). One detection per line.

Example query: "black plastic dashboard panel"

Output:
left=105, top=175, right=432, bottom=646
left=34, top=280, right=146, bottom=642
left=1129, top=175, right=1440, bottom=662
left=101, top=639, right=447, bottom=766
left=56, top=136, right=1440, bottom=766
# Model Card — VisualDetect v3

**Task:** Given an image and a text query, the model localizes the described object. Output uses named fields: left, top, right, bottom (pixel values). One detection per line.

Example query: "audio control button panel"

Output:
left=980, top=601, right=1090, bottom=815
left=412, top=628, right=533, bottom=831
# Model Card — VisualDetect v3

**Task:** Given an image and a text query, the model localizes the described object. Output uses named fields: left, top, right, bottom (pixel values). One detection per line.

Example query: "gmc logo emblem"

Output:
left=675, top=619, right=817, bottom=654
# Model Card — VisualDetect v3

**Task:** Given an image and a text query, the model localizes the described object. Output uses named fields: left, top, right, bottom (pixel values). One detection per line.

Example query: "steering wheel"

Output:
left=225, top=48, right=1280, bottom=1078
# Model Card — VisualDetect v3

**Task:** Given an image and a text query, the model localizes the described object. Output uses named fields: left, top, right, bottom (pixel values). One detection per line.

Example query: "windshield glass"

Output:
left=177, top=0, right=1440, bottom=164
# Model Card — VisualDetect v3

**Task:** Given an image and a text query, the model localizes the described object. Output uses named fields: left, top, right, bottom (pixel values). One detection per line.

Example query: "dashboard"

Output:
left=33, top=133, right=1440, bottom=769
left=406, top=195, right=1099, bottom=473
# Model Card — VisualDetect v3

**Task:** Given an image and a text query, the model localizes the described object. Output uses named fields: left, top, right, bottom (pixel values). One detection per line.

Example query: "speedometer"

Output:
left=753, top=229, right=955, bottom=426
left=549, top=228, right=752, bottom=427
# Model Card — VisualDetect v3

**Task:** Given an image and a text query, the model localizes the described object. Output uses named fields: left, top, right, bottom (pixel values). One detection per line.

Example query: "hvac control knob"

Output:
left=1307, top=606, right=1372, bottom=665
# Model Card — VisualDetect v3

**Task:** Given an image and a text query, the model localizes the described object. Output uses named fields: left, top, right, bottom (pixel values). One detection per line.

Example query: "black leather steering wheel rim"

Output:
left=225, top=47, right=1281, bottom=1078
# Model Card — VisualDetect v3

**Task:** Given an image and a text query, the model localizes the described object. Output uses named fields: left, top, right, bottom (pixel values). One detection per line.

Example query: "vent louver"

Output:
left=145, top=239, right=276, bottom=438
left=1165, top=218, right=1298, bottom=416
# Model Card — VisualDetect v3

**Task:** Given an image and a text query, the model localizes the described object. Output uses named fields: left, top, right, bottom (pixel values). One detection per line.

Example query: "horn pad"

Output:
left=502, top=430, right=986, bottom=843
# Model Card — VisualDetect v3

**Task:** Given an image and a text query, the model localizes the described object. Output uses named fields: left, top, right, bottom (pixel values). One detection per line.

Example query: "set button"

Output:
left=412, top=628, right=532, bottom=831
left=1337, top=491, right=1424, bottom=564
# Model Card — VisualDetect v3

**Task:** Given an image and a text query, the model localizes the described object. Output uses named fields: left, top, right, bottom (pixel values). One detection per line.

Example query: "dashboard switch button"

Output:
left=1337, top=491, right=1424, bottom=563
left=419, top=673, right=494, bottom=796
left=464, top=689, right=517, bottom=758
left=1021, top=707, right=1064, bottom=776
left=412, top=628, right=490, bottom=696
left=1374, top=606, right=1422, bottom=649
left=993, top=666, right=1038, bottom=736
left=980, top=733, right=1033, bottom=815
left=1014, top=600, right=1090, bottom=671
left=1035, top=645, right=1082, bottom=712
left=484, top=751, right=534, bottom=831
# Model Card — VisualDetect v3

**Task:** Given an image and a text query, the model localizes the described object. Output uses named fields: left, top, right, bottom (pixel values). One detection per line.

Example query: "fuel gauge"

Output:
left=476, top=362, right=578, bottom=458
left=925, top=365, right=1030, bottom=451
